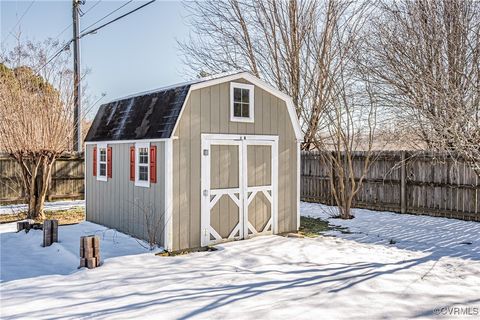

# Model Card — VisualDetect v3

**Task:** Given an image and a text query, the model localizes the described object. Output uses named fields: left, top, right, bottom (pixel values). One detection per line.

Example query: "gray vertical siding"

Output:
left=85, top=142, right=166, bottom=246
left=172, top=78, right=298, bottom=251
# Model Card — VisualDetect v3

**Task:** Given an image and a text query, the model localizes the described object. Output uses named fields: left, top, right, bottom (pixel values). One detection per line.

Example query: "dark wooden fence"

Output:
left=0, top=153, right=84, bottom=204
left=301, top=151, right=480, bottom=221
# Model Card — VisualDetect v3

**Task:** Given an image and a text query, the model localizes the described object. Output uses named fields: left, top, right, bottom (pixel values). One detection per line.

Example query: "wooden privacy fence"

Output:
left=0, top=153, right=84, bottom=204
left=301, top=151, right=480, bottom=221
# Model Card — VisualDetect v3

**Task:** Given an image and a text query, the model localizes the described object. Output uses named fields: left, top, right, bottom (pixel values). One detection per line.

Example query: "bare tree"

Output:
left=179, top=0, right=371, bottom=150
left=311, top=2, right=378, bottom=219
left=366, top=0, right=480, bottom=177
left=0, top=39, right=75, bottom=219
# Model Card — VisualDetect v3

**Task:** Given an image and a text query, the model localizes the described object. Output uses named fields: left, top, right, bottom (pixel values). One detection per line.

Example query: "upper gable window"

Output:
left=230, top=82, right=254, bottom=123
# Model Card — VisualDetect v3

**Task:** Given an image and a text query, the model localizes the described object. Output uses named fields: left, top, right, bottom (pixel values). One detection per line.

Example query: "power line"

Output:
left=35, top=41, right=73, bottom=73
left=36, top=0, right=156, bottom=74
left=2, top=0, right=36, bottom=42
left=80, top=0, right=103, bottom=16
left=80, top=0, right=133, bottom=33
left=80, top=0, right=155, bottom=38
left=53, top=23, right=73, bottom=41
left=52, top=1, right=103, bottom=43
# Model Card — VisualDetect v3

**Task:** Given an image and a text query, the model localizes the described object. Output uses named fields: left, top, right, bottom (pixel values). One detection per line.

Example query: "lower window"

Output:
left=135, top=143, right=150, bottom=187
left=97, top=143, right=108, bottom=181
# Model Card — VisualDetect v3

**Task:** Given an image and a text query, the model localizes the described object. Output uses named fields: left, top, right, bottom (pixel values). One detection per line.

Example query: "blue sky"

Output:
left=1, top=0, right=191, bottom=118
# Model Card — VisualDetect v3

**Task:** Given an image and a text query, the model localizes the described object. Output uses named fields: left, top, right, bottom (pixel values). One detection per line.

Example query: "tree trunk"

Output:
left=339, top=200, right=354, bottom=219
left=27, top=158, right=41, bottom=220
left=15, top=153, right=56, bottom=220
left=33, top=157, right=54, bottom=220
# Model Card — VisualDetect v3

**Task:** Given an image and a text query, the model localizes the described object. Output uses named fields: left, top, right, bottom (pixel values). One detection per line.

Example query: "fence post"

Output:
left=400, top=151, right=406, bottom=214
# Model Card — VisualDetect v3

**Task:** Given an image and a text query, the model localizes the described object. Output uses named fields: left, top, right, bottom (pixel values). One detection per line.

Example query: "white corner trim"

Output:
left=135, top=141, right=150, bottom=188
left=297, top=141, right=301, bottom=230
left=230, top=82, right=255, bottom=123
left=272, top=139, right=279, bottom=235
left=164, top=139, right=174, bottom=251
left=96, top=142, right=108, bottom=182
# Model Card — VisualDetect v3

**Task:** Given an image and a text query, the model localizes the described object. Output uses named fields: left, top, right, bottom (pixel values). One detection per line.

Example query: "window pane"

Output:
left=234, top=88, right=242, bottom=102
left=139, top=166, right=148, bottom=181
left=241, top=103, right=250, bottom=117
left=139, top=148, right=148, bottom=164
left=100, top=149, right=106, bottom=162
left=241, top=88, right=249, bottom=103
left=100, top=163, right=106, bottom=176
left=234, top=103, right=242, bottom=117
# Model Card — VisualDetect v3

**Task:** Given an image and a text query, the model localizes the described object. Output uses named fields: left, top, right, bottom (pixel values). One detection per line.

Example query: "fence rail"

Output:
left=301, top=151, right=480, bottom=221
left=0, top=154, right=84, bottom=205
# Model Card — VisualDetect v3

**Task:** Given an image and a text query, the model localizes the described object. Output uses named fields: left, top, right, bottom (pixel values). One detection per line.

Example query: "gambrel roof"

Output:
left=85, top=71, right=302, bottom=142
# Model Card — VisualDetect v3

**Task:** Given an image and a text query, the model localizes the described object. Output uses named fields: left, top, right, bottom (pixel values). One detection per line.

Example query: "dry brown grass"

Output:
left=0, top=207, right=85, bottom=225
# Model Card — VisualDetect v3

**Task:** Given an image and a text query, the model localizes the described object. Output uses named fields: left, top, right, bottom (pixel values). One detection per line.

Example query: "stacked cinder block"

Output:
left=17, top=221, right=43, bottom=232
left=80, top=235, right=101, bottom=269
left=17, top=221, right=30, bottom=232
left=43, top=220, right=59, bottom=247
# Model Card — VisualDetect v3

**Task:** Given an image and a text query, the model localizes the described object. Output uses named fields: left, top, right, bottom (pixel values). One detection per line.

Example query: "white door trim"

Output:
left=201, top=136, right=244, bottom=246
left=243, top=138, right=278, bottom=237
left=201, top=134, right=278, bottom=246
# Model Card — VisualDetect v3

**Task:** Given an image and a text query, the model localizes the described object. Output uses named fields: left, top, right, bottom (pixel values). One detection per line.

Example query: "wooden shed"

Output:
left=84, top=72, right=302, bottom=252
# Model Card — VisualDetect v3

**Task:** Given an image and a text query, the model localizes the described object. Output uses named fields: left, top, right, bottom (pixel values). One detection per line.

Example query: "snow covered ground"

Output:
left=1, top=202, right=479, bottom=319
left=0, top=200, right=85, bottom=215
left=301, top=202, right=480, bottom=261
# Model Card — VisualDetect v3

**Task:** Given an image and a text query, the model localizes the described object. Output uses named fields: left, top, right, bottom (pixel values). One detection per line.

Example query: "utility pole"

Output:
left=72, top=0, right=83, bottom=152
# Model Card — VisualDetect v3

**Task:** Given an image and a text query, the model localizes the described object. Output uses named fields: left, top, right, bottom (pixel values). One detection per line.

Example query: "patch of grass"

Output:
left=299, top=216, right=350, bottom=237
left=299, top=217, right=332, bottom=237
left=156, top=246, right=218, bottom=256
left=0, top=207, right=85, bottom=225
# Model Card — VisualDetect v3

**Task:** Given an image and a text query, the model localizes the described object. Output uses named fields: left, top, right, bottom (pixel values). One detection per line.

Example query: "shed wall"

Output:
left=172, top=79, right=298, bottom=251
left=85, top=142, right=166, bottom=245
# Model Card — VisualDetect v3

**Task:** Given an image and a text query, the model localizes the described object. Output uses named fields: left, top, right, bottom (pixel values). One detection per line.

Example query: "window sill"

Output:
left=230, top=116, right=254, bottom=123
left=135, top=180, right=150, bottom=188
left=97, top=176, right=107, bottom=182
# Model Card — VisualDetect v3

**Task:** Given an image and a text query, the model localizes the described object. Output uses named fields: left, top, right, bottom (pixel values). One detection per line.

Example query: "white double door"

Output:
left=201, top=134, right=278, bottom=246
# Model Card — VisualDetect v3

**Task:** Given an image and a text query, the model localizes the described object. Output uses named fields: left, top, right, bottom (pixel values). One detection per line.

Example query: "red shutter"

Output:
left=107, top=146, right=112, bottom=178
left=93, top=146, right=97, bottom=176
left=130, top=146, right=135, bottom=181
left=150, top=146, right=157, bottom=183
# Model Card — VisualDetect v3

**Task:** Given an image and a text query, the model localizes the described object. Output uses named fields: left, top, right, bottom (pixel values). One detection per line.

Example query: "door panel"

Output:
left=248, top=191, right=272, bottom=233
left=202, top=140, right=242, bottom=245
left=211, top=145, right=239, bottom=189
left=247, top=145, right=272, bottom=187
left=245, top=144, right=273, bottom=237
left=210, top=194, right=240, bottom=239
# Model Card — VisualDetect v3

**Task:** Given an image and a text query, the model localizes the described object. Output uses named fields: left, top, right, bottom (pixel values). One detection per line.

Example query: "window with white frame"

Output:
left=97, top=143, right=107, bottom=181
left=135, top=142, right=150, bottom=187
left=230, top=82, right=254, bottom=123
